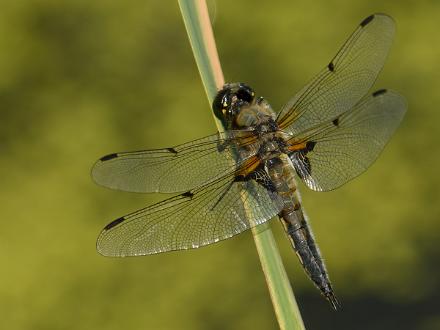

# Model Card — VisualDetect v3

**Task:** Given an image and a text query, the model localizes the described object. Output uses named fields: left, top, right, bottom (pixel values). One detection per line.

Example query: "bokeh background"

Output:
left=1, top=0, right=439, bottom=329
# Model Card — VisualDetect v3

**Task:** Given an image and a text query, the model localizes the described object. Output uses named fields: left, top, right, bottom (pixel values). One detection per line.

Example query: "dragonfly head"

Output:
left=212, top=82, right=255, bottom=129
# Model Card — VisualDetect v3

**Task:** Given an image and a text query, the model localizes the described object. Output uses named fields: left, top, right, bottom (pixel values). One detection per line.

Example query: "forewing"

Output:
left=92, top=131, right=258, bottom=193
left=288, top=89, right=406, bottom=191
left=97, top=168, right=284, bottom=256
left=277, top=14, right=395, bottom=134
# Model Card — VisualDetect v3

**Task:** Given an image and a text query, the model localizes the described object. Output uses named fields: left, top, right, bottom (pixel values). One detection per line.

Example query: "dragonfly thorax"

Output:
left=256, top=132, right=289, bottom=164
left=235, top=104, right=276, bottom=128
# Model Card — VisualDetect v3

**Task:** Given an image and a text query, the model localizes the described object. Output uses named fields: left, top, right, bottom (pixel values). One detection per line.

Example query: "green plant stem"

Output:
left=178, top=1, right=305, bottom=329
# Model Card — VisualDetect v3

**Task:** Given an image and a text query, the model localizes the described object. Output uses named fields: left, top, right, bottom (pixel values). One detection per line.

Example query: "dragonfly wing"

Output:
left=92, top=131, right=258, bottom=193
left=277, top=14, right=395, bottom=134
left=288, top=89, right=406, bottom=191
left=97, top=168, right=284, bottom=257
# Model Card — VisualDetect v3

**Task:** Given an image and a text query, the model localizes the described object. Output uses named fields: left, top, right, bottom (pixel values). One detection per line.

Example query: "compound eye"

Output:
left=236, top=85, right=255, bottom=103
left=221, top=96, right=229, bottom=109
left=212, top=88, right=231, bottom=120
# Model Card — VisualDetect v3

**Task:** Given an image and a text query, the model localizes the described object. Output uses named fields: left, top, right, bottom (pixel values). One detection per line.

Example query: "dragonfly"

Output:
left=92, top=13, right=406, bottom=309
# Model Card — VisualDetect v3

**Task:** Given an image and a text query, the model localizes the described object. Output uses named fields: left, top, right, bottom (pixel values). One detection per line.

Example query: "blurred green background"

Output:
left=1, top=0, right=439, bottom=329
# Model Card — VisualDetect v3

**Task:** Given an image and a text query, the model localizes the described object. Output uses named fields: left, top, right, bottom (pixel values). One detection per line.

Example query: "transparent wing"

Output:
left=92, top=131, right=258, bottom=193
left=288, top=89, right=406, bottom=191
left=96, top=167, right=284, bottom=257
left=277, top=14, right=395, bottom=135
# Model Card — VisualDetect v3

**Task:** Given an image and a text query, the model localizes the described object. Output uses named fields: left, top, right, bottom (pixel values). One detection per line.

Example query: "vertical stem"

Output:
left=178, top=1, right=305, bottom=329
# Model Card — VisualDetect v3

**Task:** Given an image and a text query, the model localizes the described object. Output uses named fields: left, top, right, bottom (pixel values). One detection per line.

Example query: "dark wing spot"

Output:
left=234, top=174, right=246, bottom=182
left=166, top=147, right=178, bottom=154
left=372, top=89, right=387, bottom=97
left=360, top=14, right=375, bottom=27
left=100, top=153, right=118, bottom=162
left=295, top=156, right=312, bottom=180
left=306, top=141, right=316, bottom=152
left=328, top=62, right=335, bottom=72
left=332, top=118, right=340, bottom=126
left=182, top=191, right=194, bottom=198
left=104, top=217, right=125, bottom=230
left=261, top=179, right=276, bottom=192
left=289, top=142, right=315, bottom=178
left=249, top=167, right=277, bottom=192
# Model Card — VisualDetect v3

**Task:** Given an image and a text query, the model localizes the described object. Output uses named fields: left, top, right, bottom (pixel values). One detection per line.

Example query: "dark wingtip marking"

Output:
left=104, top=217, right=125, bottom=230
left=167, top=147, right=178, bottom=154
left=328, top=62, right=335, bottom=72
left=182, top=191, right=194, bottom=198
left=100, top=153, right=118, bottom=162
left=332, top=118, right=340, bottom=126
left=360, top=14, right=375, bottom=27
left=306, top=141, right=316, bottom=152
left=373, top=89, right=387, bottom=97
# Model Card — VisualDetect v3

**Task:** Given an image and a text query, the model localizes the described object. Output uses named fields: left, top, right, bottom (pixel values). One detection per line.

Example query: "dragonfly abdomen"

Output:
left=265, top=155, right=339, bottom=310
left=281, top=207, right=338, bottom=309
